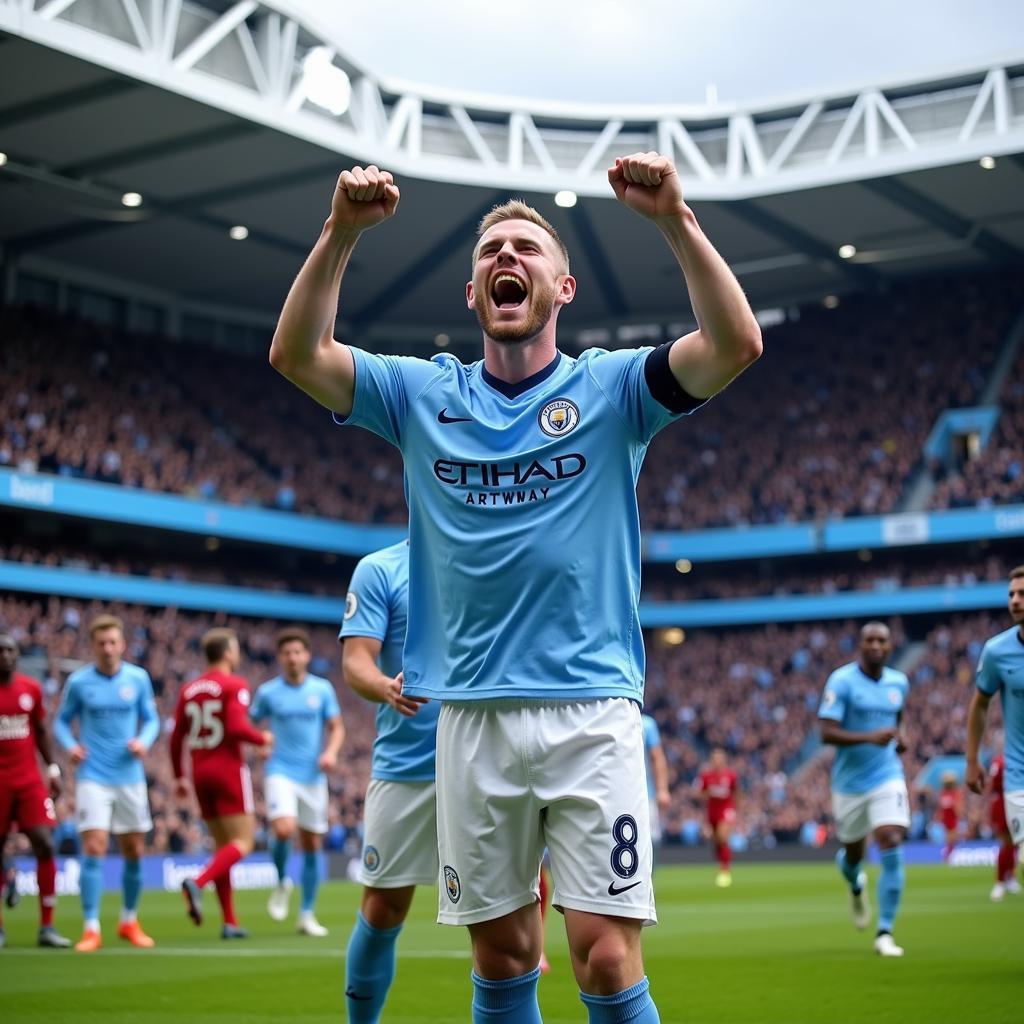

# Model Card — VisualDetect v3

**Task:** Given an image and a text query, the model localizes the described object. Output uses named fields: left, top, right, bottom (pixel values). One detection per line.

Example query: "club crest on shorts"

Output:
left=538, top=398, right=580, bottom=437
left=344, top=592, right=359, bottom=621
left=363, top=845, right=380, bottom=873
left=443, top=865, right=461, bottom=904
left=18, top=692, right=34, bottom=712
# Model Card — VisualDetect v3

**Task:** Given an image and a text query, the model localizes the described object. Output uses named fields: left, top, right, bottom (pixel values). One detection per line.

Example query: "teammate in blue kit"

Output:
left=818, top=622, right=910, bottom=958
left=641, top=715, right=670, bottom=850
left=251, top=628, right=344, bottom=936
left=966, top=566, right=1024, bottom=866
left=271, top=151, right=762, bottom=1023
left=54, top=614, right=160, bottom=952
left=339, top=539, right=441, bottom=1023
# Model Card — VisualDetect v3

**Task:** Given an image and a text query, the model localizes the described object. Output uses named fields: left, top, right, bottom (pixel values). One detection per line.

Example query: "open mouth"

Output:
left=491, top=272, right=528, bottom=310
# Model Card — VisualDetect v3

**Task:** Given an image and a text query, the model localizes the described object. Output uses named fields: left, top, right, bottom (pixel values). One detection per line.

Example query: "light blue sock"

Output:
left=877, top=846, right=905, bottom=933
left=122, top=859, right=142, bottom=913
left=344, top=912, right=403, bottom=1023
left=272, top=837, right=290, bottom=883
left=836, top=849, right=863, bottom=891
left=81, top=855, right=103, bottom=923
left=581, top=977, right=660, bottom=1023
left=471, top=967, right=542, bottom=1023
left=301, top=851, right=319, bottom=912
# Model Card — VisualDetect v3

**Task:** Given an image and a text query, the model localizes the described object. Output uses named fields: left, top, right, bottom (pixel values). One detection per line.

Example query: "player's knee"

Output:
left=362, top=889, right=410, bottom=930
left=28, top=830, right=55, bottom=860
left=273, top=820, right=295, bottom=840
left=471, top=920, right=540, bottom=979
left=875, top=827, right=904, bottom=850
left=81, top=833, right=107, bottom=857
left=573, top=930, right=638, bottom=992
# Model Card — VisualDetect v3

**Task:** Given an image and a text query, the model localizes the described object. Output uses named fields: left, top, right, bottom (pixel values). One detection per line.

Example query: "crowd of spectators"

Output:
left=3, top=269, right=1022, bottom=532
left=3, top=594, right=1010, bottom=855
left=929, top=339, right=1024, bottom=510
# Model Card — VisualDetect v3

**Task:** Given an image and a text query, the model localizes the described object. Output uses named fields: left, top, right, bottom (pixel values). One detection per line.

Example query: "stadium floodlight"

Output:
left=554, top=190, right=578, bottom=208
left=838, top=244, right=856, bottom=259
left=229, top=225, right=249, bottom=240
left=434, top=333, right=450, bottom=347
left=0, top=152, right=7, bottom=167
left=121, top=191, right=143, bottom=207
left=674, top=558, right=693, bottom=574
left=662, top=627, right=686, bottom=646
left=979, top=155, right=996, bottom=170
left=301, top=47, right=351, bottom=117
left=823, top=295, right=840, bottom=309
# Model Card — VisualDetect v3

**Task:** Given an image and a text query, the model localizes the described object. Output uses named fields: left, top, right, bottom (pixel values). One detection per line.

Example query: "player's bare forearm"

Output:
left=343, top=652, right=393, bottom=705
left=660, top=208, right=762, bottom=399
left=324, top=716, right=345, bottom=759
left=819, top=720, right=889, bottom=747
left=34, top=726, right=58, bottom=769
left=965, top=690, right=991, bottom=792
left=269, top=223, right=359, bottom=414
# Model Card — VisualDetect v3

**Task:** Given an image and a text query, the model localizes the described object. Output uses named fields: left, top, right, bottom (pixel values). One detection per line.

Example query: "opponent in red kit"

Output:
left=0, top=632, right=70, bottom=948
left=696, top=748, right=738, bottom=887
left=988, top=755, right=1020, bottom=901
left=935, top=771, right=962, bottom=862
left=170, top=628, right=272, bottom=938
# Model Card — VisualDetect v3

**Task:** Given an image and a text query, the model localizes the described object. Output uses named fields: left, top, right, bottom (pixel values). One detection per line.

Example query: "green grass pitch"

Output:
left=0, top=863, right=1017, bottom=1023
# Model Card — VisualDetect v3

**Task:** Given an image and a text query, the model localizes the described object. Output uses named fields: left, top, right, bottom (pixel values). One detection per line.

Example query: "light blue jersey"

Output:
left=642, top=714, right=661, bottom=800
left=976, top=625, right=1024, bottom=792
left=336, top=346, right=700, bottom=701
left=54, top=662, right=159, bottom=786
left=251, top=675, right=341, bottom=784
left=818, top=662, right=909, bottom=795
left=339, top=541, right=440, bottom=782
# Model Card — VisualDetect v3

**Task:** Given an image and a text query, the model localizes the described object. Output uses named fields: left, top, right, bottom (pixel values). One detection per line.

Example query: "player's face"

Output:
left=711, top=749, right=726, bottom=770
left=278, top=641, right=311, bottom=681
left=858, top=626, right=892, bottom=668
left=0, top=637, right=17, bottom=677
left=91, top=627, right=126, bottom=671
left=1009, top=577, right=1024, bottom=625
left=468, top=220, right=573, bottom=344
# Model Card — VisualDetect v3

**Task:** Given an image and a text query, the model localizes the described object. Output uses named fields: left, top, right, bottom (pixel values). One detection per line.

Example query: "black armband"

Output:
left=643, top=344, right=705, bottom=414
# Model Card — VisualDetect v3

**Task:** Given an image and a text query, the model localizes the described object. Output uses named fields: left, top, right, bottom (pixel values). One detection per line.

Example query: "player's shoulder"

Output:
left=356, top=540, right=408, bottom=575
left=307, top=674, right=333, bottom=692
left=826, top=662, right=856, bottom=687
left=65, top=663, right=93, bottom=686
left=256, top=675, right=283, bottom=694
left=13, top=671, right=43, bottom=694
left=120, top=661, right=151, bottom=685
left=984, top=625, right=1021, bottom=656
left=882, top=667, right=909, bottom=689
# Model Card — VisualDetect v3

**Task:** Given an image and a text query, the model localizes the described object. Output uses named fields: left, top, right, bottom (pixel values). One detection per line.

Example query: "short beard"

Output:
left=474, top=280, right=556, bottom=344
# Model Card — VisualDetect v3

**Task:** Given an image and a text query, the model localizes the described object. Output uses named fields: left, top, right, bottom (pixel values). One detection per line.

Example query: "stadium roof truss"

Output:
left=2, top=0, right=1023, bottom=202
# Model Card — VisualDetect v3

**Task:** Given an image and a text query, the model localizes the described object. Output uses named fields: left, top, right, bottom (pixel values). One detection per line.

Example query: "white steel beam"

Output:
left=1, top=0, right=1022, bottom=201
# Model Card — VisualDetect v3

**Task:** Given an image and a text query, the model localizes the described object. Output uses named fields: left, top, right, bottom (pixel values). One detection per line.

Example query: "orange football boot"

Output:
left=74, top=929, right=102, bottom=952
left=117, top=920, right=155, bottom=947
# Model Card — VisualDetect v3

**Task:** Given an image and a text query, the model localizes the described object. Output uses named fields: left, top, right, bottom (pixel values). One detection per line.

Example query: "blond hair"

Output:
left=202, top=627, right=237, bottom=664
left=1011, top=565, right=1024, bottom=581
left=474, top=200, right=569, bottom=274
left=88, top=614, right=124, bottom=639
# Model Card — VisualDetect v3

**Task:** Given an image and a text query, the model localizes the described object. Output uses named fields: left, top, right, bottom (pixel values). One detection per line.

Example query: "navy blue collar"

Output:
left=481, top=353, right=561, bottom=399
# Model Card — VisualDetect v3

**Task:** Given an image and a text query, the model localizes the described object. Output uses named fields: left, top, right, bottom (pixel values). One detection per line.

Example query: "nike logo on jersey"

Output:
left=346, top=988, right=373, bottom=1001
left=437, top=408, right=472, bottom=424
left=607, top=880, right=642, bottom=896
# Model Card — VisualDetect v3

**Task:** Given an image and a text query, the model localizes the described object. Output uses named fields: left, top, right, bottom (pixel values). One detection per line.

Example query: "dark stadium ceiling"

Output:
left=2, top=33, right=1024, bottom=350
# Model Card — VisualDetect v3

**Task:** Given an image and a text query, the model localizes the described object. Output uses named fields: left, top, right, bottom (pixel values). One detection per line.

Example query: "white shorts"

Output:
left=831, top=779, right=910, bottom=844
left=265, top=774, right=329, bottom=834
left=360, top=779, right=438, bottom=888
left=76, top=780, right=152, bottom=835
left=1005, top=791, right=1024, bottom=845
left=436, top=698, right=656, bottom=927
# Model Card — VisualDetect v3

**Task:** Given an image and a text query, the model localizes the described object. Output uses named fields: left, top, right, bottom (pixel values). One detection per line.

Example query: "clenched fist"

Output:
left=608, top=152, right=685, bottom=222
left=331, top=164, right=400, bottom=232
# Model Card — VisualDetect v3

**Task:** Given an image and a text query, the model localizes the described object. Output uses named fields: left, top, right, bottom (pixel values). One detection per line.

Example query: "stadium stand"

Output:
left=4, top=268, right=1022, bottom=531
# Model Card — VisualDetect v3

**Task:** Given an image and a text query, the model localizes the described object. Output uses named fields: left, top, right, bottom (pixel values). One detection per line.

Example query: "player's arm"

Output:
left=225, top=685, right=272, bottom=748
left=342, top=636, right=426, bottom=717
left=128, top=675, right=160, bottom=758
left=649, top=743, right=671, bottom=812
left=318, top=714, right=345, bottom=772
left=53, top=677, right=86, bottom=764
left=692, top=773, right=708, bottom=802
left=32, top=707, right=62, bottom=799
left=608, top=152, right=762, bottom=400
left=965, top=688, right=992, bottom=794
left=819, top=719, right=897, bottom=747
left=269, top=166, right=400, bottom=416
left=169, top=693, right=191, bottom=801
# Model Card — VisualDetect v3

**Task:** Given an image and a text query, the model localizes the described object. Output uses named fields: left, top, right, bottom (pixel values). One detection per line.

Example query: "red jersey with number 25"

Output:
left=699, top=769, right=738, bottom=820
left=170, top=670, right=264, bottom=778
left=0, top=674, right=47, bottom=789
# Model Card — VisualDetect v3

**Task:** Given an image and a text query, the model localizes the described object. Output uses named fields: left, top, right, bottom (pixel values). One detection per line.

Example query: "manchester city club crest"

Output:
left=344, top=591, right=359, bottom=621
left=887, top=689, right=901, bottom=706
left=307, top=695, right=321, bottom=709
left=363, top=845, right=381, bottom=873
left=119, top=686, right=134, bottom=702
left=538, top=398, right=580, bottom=437
left=443, top=865, right=461, bottom=904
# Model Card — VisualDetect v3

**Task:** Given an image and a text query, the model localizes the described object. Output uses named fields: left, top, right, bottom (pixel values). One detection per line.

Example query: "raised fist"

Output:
left=331, top=165, right=400, bottom=232
left=608, top=152, right=685, bottom=222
